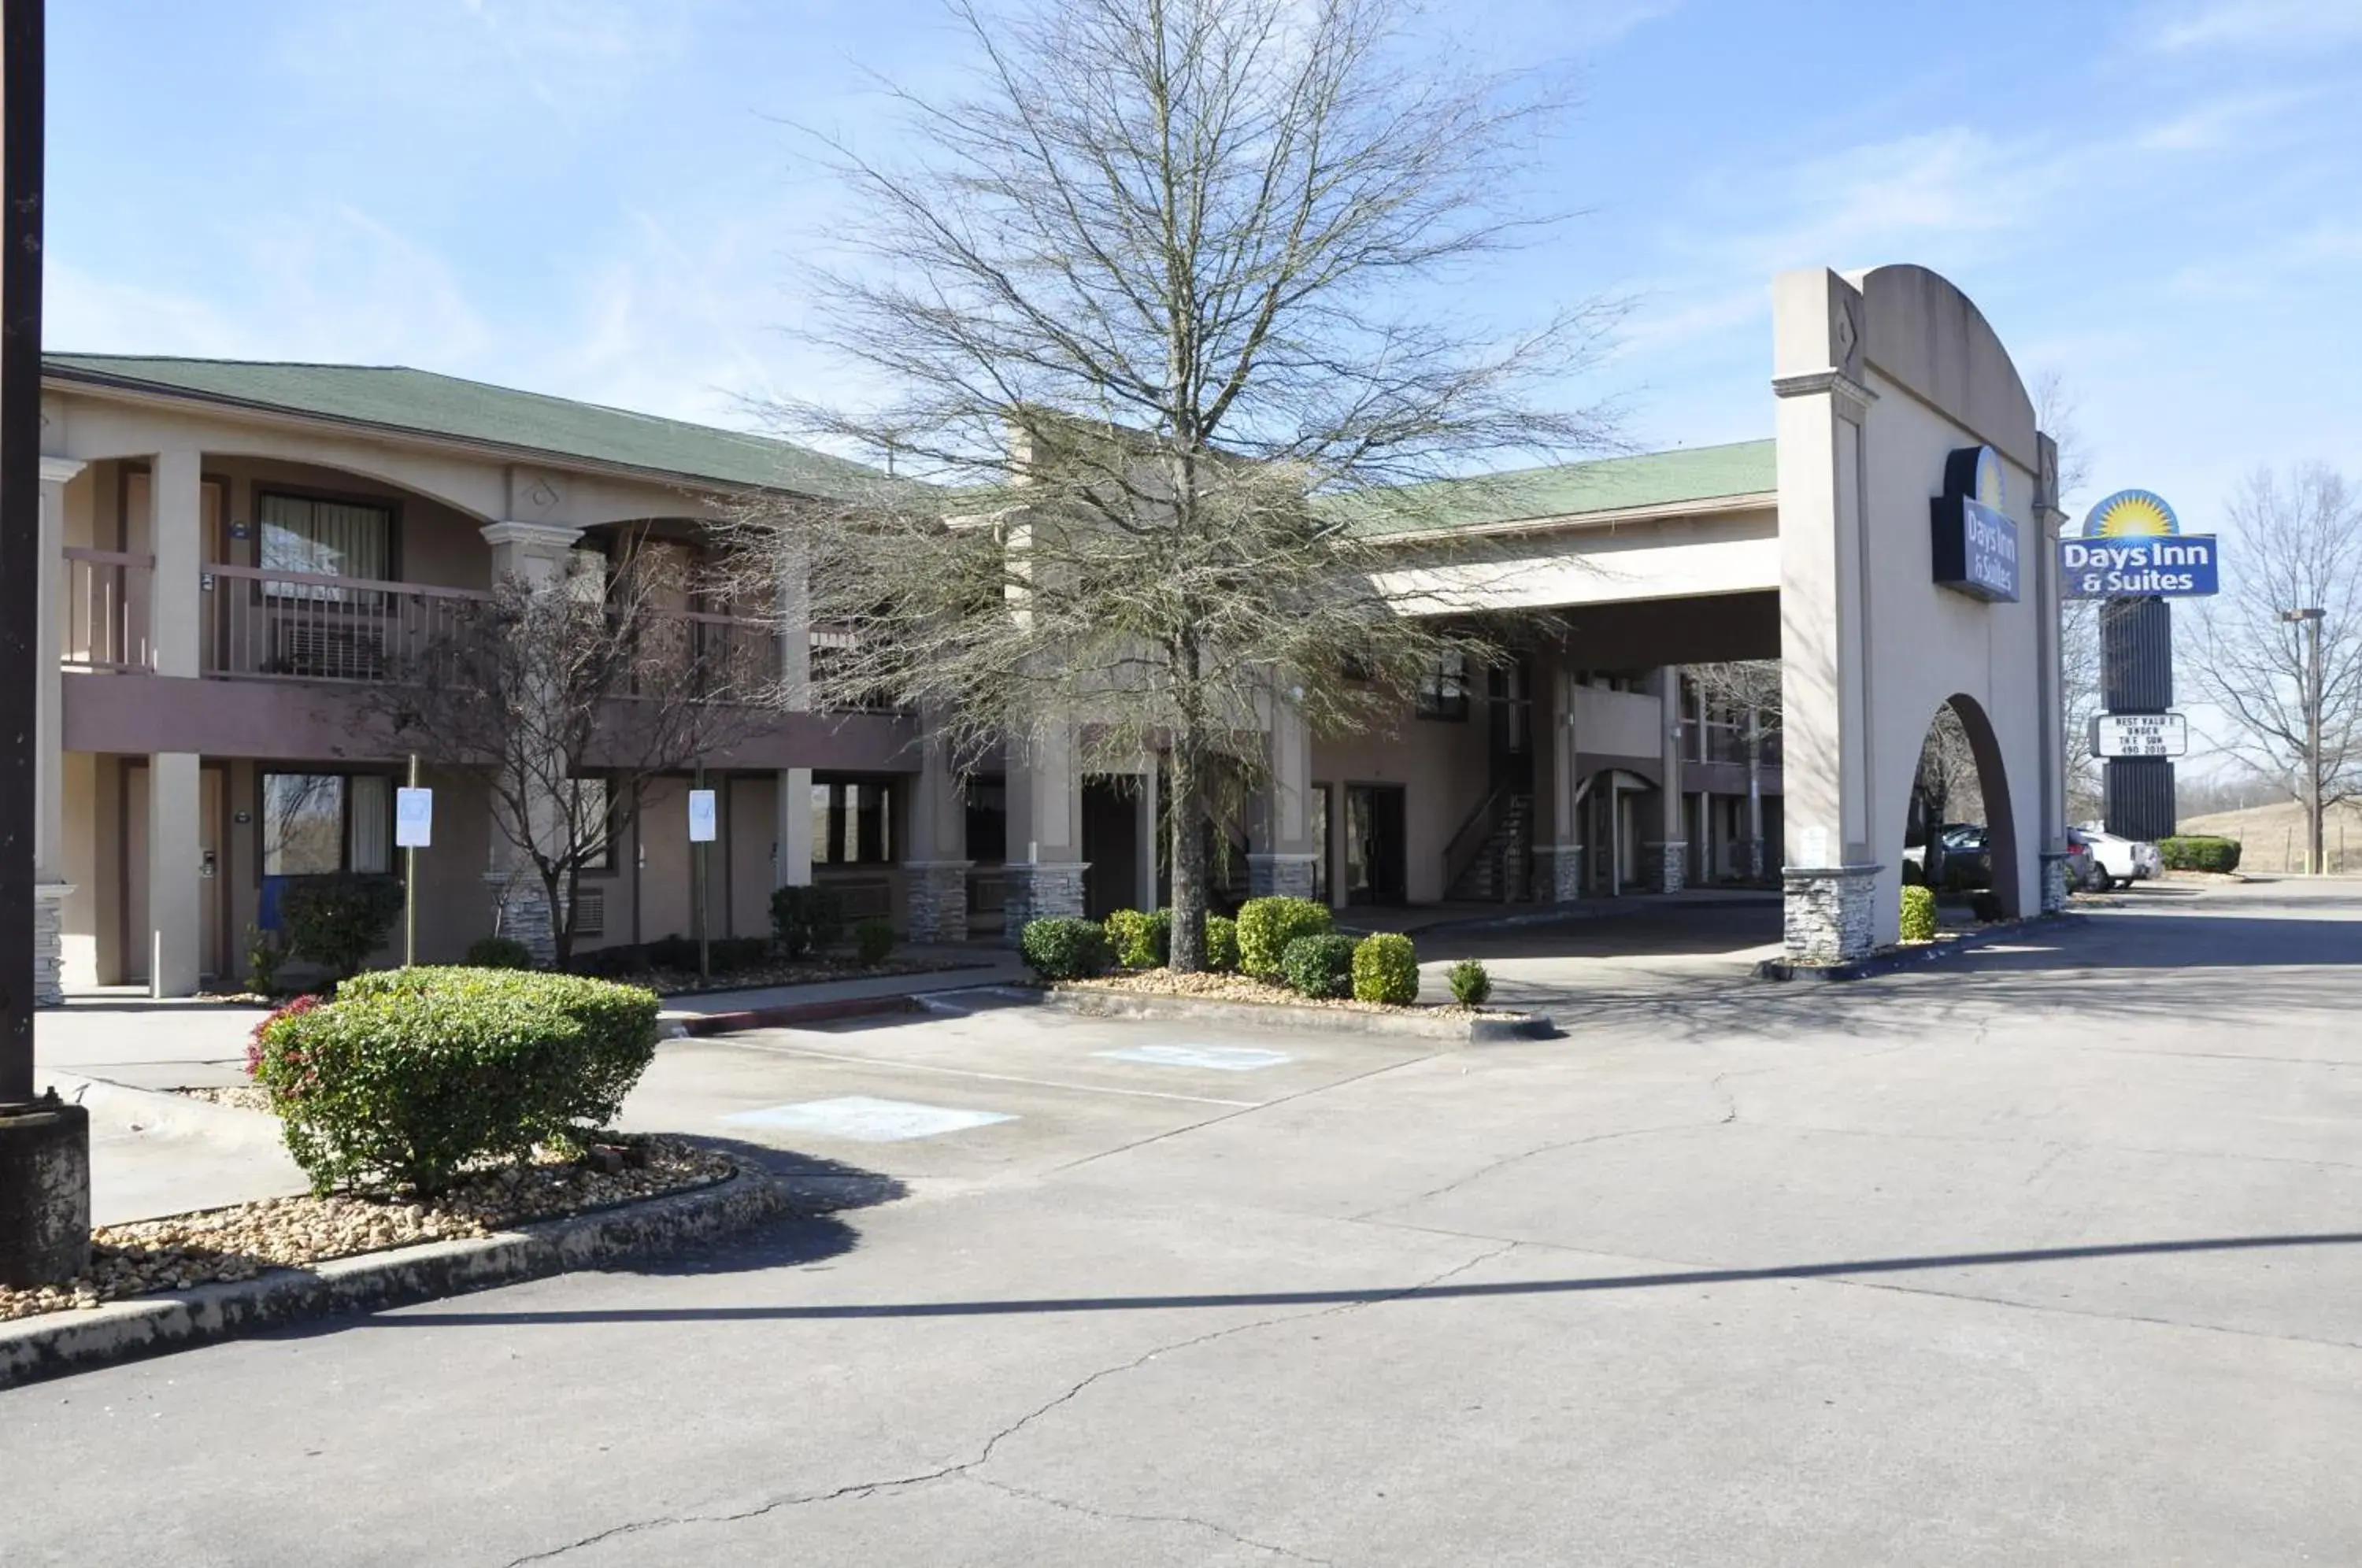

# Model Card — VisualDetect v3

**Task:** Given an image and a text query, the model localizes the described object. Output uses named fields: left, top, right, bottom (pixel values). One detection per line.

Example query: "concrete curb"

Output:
left=0, top=1165, right=784, bottom=1391
left=48, top=1073, right=286, bottom=1152
left=1754, top=912, right=2079, bottom=983
left=664, top=994, right=923, bottom=1038
left=1342, top=894, right=1777, bottom=940
left=1028, top=985, right=1555, bottom=1042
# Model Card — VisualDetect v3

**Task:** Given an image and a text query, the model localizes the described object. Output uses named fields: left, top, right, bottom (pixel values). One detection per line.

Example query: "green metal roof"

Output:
left=43, top=354, right=888, bottom=501
left=1328, top=438, right=1777, bottom=537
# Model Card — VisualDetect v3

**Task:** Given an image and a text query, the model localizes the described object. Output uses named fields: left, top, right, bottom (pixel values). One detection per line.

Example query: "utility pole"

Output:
left=0, top=0, right=91, bottom=1290
left=2282, top=608, right=2326, bottom=875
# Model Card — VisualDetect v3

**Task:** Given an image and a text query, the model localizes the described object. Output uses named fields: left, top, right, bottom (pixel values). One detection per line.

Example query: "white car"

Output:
left=2071, top=826, right=2160, bottom=889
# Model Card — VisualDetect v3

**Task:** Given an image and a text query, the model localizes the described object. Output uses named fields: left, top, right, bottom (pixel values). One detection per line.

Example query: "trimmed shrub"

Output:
left=2158, top=835, right=2242, bottom=873
left=249, top=967, right=661, bottom=1196
left=771, top=884, right=848, bottom=958
left=465, top=935, right=536, bottom=971
left=1280, top=934, right=1357, bottom=999
left=1350, top=933, right=1420, bottom=1005
left=1446, top=959, right=1492, bottom=1007
left=1236, top=896, right=1335, bottom=978
left=1203, top=914, right=1240, bottom=973
left=1899, top=884, right=1938, bottom=942
left=280, top=874, right=405, bottom=982
left=853, top=918, right=898, bottom=966
left=1020, top=916, right=1113, bottom=981
left=1104, top=908, right=1172, bottom=970
left=1971, top=890, right=2007, bottom=923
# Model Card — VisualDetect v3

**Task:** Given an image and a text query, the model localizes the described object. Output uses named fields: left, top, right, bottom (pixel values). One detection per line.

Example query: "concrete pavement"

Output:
left=4, top=879, right=2359, bottom=1565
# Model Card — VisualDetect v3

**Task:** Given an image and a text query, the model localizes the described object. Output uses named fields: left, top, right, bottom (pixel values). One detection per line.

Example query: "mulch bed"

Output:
left=1056, top=967, right=1520, bottom=1019
left=0, top=1137, right=734, bottom=1323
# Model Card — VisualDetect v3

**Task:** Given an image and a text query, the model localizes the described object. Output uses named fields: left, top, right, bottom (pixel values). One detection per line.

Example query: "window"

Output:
left=966, top=778, right=1008, bottom=864
left=262, top=773, right=393, bottom=876
left=811, top=777, right=898, bottom=865
left=569, top=778, right=618, bottom=873
left=1416, top=655, right=1471, bottom=721
left=259, top=493, right=393, bottom=598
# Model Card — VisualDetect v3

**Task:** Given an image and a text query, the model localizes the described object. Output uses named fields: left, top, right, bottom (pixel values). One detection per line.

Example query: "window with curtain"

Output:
left=811, top=777, right=898, bottom=865
left=1416, top=654, right=1471, bottom=721
left=259, top=493, right=393, bottom=599
left=262, top=773, right=394, bottom=876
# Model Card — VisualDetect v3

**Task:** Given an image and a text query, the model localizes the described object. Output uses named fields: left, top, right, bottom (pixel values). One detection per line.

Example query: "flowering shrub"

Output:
left=246, top=994, right=324, bottom=1081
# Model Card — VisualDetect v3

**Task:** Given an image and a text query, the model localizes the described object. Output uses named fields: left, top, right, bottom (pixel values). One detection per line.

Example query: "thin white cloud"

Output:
left=2149, top=0, right=2362, bottom=50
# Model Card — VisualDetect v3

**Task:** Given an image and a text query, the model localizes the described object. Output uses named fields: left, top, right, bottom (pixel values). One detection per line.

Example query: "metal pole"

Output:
left=404, top=753, right=418, bottom=966
left=2308, top=613, right=2324, bottom=877
left=0, top=0, right=46, bottom=1108
left=694, top=763, right=709, bottom=982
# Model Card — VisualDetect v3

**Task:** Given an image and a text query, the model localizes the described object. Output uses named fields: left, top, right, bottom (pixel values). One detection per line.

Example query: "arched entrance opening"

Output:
left=1901, top=694, right=2020, bottom=914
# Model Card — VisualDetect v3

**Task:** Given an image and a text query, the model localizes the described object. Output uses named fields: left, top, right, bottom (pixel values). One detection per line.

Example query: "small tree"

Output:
left=726, top=0, right=1616, bottom=969
left=2189, top=464, right=2362, bottom=870
left=371, top=538, right=765, bottom=967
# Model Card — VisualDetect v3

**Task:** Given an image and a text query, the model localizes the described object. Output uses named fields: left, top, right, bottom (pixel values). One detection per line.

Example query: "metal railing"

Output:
left=62, top=547, right=154, bottom=671
left=201, top=563, right=492, bottom=682
left=629, top=610, right=780, bottom=701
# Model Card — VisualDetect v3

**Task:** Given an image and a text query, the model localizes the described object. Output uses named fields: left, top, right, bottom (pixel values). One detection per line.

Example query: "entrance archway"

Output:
left=1901, top=694, right=2019, bottom=914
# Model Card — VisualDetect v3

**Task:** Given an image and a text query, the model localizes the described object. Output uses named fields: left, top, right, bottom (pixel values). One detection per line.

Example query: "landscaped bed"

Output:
left=0, top=1136, right=733, bottom=1322
left=1054, top=967, right=1523, bottom=1020
left=615, top=956, right=983, bottom=999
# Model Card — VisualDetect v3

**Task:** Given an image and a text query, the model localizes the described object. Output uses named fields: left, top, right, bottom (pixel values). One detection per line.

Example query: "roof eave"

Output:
left=1364, top=490, right=1780, bottom=546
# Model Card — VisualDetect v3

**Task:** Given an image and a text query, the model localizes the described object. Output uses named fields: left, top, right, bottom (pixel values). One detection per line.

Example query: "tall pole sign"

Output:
left=2060, top=490, right=2220, bottom=842
left=0, top=0, right=92, bottom=1291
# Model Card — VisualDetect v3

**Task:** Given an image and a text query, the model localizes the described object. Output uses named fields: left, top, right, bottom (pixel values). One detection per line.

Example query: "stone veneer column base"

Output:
left=904, top=860, right=974, bottom=944
left=2040, top=852, right=2072, bottom=914
left=1001, top=863, right=1089, bottom=946
left=1642, top=841, right=1689, bottom=893
left=32, top=883, right=72, bottom=1008
left=1532, top=845, right=1584, bottom=904
left=1246, top=853, right=1320, bottom=899
left=485, top=871, right=557, bottom=966
left=1782, top=864, right=1883, bottom=963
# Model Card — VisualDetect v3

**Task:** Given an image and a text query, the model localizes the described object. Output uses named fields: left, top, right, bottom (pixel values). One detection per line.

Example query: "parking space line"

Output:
left=701, top=1036, right=1264, bottom=1108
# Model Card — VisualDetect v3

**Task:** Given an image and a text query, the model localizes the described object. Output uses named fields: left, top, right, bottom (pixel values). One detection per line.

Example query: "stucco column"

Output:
left=2035, top=437, right=2071, bottom=914
left=1532, top=658, right=1583, bottom=902
left=147, top=752, right=202, bottom=998
left=150, top=447, right=202, bottom=679
left=476, top=521, right=588, bottom=960
left=771, top=544, right=816, bottom=897
left=1773, top=268, right=1883, bottom=962
left=1247, top=682, right=1320, bottom=898
left=902, top=706, right=971, bottom=943
left=775, top=769, right=814, bottom=889
left=1001, top=718, right=1087, bottom=941
left=1646, top=666, right=1688, bottom=892
left=34, top=459, right=87, bottom=1005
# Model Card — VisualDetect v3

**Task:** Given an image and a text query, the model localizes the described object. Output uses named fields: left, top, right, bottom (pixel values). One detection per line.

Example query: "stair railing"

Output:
left=1441, top=789, right=1505, bottom=900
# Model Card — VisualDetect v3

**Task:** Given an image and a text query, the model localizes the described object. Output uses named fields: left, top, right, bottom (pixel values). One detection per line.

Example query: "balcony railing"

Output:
left=62, top=547, right=154, bottom=671
left=202, top=564, right=493, bottom=683
left=628, top=610, right=781, bottom=701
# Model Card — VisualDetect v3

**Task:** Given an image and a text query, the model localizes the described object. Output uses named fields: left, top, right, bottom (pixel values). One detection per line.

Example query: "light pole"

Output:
left=2282, top=608, right=2326, bottom=875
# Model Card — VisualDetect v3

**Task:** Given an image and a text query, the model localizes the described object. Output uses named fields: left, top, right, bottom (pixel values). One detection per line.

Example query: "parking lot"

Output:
left=6, top=878, right=2360, bottom=1566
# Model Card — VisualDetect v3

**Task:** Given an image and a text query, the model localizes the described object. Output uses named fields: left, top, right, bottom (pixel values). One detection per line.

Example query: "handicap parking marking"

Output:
left=1092, top=1045, right=1297, bottom=1073
left=722, top=1095, right=1016, bottom=1142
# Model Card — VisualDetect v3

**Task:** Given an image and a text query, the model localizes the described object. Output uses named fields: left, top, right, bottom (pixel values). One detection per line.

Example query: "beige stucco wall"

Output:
left=1310, top=702, right=1496, bottom=905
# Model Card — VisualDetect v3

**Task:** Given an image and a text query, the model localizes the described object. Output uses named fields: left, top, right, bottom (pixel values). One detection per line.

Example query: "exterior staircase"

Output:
left=1446, top=793, right=1533, bottom=903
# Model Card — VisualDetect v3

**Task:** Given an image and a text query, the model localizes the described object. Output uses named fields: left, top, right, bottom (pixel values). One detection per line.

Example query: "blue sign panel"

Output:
left=1931, top=446, right=2020, bottom=603
left=2059, top=535, right=2221, bottom=599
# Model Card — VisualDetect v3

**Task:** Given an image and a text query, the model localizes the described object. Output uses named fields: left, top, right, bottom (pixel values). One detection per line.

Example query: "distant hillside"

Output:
left=2176, top=797, right=2362, bottom=874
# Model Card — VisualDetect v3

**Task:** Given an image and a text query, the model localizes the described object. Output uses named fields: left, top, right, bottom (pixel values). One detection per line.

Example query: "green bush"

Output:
left=280, top=875, right=405, bottom=981
left=246, top=923, right=287, bottom=996
left=249, top=967, right=661, bottom=1196
left=853, top=918, right=898, bottom=966
left=771, top=885, right=848, bottom=958
left=465, top=935, right=536, bottom=971
left=1280, top=933, right=1357, bottom=999
left=1446, top=959, right=1491, bottom=1007
left=1236, top=896, right=1334, bottom=978
left=1899, top=884, right=1938, bottom=942
left=2158, top=835, right=2242, bottom=873
left=1020, top=916, right=1113, bottom=981
left=1204, top=914, right=1240, bottom=973
left=1350, top=933, right=1420, bottom=1005
left=1103, top=908, right=1171, bottom=969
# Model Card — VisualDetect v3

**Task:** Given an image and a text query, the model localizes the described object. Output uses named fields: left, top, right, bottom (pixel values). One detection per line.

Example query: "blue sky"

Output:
left=49, top=0, right=2361, bottom=534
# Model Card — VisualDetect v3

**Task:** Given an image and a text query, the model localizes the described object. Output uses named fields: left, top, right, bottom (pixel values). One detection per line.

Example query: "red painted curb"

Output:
left=668, top=993, right=924, bottom=1036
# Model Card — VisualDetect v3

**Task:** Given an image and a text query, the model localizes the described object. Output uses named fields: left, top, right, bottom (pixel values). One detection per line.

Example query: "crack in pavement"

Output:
left=498, top=1240, right=1518, bottom=1566
left=965, top=1474, right=1338, bottom=1564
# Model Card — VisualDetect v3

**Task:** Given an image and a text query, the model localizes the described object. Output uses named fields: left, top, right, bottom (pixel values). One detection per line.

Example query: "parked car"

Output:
left=2064, top=832, right=2107, bottom=893
left=1903, top=822, right=1991, bottom=889
left=2072, top=824, right=2160, bottom=889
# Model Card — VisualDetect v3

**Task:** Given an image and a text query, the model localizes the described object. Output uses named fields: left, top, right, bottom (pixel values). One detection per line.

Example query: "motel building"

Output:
left=29, top=262, right=2068, bottom=1000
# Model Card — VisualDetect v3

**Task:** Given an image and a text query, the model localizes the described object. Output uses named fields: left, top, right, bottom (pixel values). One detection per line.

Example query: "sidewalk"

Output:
left=1339, top=887, right=1781, bottom=936
left=655, top=946, right=1030, bottom=1034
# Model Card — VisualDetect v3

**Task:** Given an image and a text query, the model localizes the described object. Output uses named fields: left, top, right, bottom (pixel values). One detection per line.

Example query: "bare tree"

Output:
left=2033, top=369, right=2104, bottom=821
left=727, top=0, right=1616, bottom=967
left=369, top=539, right=768, bottom=967
left=2189, top=464, right=2362, bottom=867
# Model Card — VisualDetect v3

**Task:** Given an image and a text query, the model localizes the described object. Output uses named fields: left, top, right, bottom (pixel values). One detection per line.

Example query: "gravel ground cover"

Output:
left=1057, top=967, right=1520, bottom=1017
left=0, top=1137, right=733, bottom=1323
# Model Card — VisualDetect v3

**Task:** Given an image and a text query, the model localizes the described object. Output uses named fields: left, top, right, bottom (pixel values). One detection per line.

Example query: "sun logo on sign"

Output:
left=2086, top=490, right=2180, bottom=538
left=1973, top=448, right=2005, bottom=512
